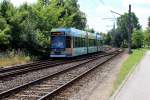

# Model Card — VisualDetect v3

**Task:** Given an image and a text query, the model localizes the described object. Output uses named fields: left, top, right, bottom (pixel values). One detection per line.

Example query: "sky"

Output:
left=8, top=0, right=150, bottom=33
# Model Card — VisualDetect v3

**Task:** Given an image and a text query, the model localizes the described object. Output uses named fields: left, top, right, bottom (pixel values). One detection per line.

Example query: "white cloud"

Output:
left=123, top=0, right=150, bottom=7
left=80, top=4, right=117, bottom=32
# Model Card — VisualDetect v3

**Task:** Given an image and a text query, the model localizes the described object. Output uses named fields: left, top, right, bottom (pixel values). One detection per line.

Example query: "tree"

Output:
left=37, top=0, right=50, bottom=6
left=107, top=27, right=123, bottom=47
left=85, top=27, right=95, bottom=33
left=132, top=29, right=144, bottom=48
left=8, top=3, right=32, bottom=49
left=0, top=27, right=10, bottom=50
left=148, top=17, right=150, bottom=27
left=0, top=0, right=15, bottom=22
left=0, top=0, right=87, bottom=56
left=144, top=28, right=150, bottom=47
left=56, top=0, right=87, bottom=30
left=35, top=31, right=50, bottom=51
left=103, top=33, right=112, bottom=45
left=108, top=12, right=141, bottom=47
left=0, top=15, right=11, bottom=50
left=0, top=16, right=7, bottom=30
left=117, top=12, right=141, bottom=41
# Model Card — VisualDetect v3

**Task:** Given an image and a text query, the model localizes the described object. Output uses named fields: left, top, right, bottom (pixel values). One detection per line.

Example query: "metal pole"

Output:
left=128, top=4, right=132, bottom=54
left=110, top=10, right=122, bottom=16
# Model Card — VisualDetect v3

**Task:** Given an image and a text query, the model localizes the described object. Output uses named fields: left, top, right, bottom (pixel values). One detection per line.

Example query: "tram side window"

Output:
left=96, top=39, right=98, bottom=46
left=89, top=39, right=92, bottom=47
left=89, top=39, right=92, bottom=46
left=74, top=37, right=78, bottom=48
left=79, top=37, right=83, bottom=47
left=94, top=39, right=96, bottom=46
left=100, top=40, right=103, bottom=45
left=80, top=37, right=84, bottom=47
left=80, top=37, right=83, bottom=47
left=78, top=37, right=81, bottom=47
left=82, top=38, right=85, bottom=47
left=88, top=39, right=90, bottom=46
left=73, top=38, right=74, bottom=48
left=94, top=39, right=97, bottom=46
left=74, top=37, right=86, bottom=48
left=88, top=39, right=96, bottom=47
left=66, top=36, right=71, bottom=48
left=99, top=40, right=101, bottom=45
left=78, top=37, right=80, bottom=47
left=99, top=40, right=101, bottom=46
left=97, top=40, right=100, bottom=46
left=88, top=39, right=89, bottom=47
left=93, top=39, right=95, bottom=46
left=97, top=40, right=102, bottom=46
left=73, top=37, right=75, bottom=48
left=91, top=39, right=94, bottom=46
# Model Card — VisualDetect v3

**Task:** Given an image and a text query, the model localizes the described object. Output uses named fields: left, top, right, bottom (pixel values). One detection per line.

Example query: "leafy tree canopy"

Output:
left=108, top=12, right=141, bottom=47
left=0, top=0, right=87, bottom=56
left=117, top=12, right=141, bottom=41
left=132, top=29, right=144, bottom=48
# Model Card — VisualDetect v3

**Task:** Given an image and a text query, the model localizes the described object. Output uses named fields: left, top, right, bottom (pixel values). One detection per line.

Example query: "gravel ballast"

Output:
left=52, top=51, right=128, bottom=100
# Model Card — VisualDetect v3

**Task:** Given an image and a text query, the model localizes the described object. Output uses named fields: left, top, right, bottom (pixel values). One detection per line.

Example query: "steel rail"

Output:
left=39, top=51, right=122, bottom=100
left=0, top=52, right=104, bottom=78
left=0, top=46, right=113, bottom=73
left=0, top=51, right=116, bottom=99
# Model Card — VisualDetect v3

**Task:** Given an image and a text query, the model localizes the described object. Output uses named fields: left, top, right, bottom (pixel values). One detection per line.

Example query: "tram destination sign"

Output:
left=51, top=32, right=65, bottom=35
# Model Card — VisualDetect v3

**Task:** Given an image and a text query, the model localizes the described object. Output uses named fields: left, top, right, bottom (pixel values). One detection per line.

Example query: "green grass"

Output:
left=112, top=48, right=148, bottom=94
left=0, top=50, right=33, bottom=68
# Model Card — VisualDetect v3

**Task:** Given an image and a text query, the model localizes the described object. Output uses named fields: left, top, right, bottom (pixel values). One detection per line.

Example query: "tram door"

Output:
left=66, top=36, right=72, bottom=56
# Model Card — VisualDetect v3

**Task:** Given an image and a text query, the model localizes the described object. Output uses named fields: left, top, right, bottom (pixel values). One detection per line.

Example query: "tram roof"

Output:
left=51, top=28, right=98, bottom=39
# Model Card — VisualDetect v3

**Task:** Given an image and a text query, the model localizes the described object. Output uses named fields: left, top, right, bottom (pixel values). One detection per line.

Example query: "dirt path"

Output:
left=84, top=52, right=128, bottom=100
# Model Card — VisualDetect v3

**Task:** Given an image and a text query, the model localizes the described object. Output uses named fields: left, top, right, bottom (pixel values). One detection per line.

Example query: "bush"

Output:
left=0, top=29, right=10, bottom=50
left=36, top=31, right=50, bottom=51
left=144, top=28, right=150, bottom=48
left=132, top=29, right=144, bottom=48
left=0, top=50, right=34, bottom=68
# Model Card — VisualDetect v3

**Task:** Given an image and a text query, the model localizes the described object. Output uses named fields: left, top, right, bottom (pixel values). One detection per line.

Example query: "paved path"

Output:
left=113, top=51, right=150, bottom=100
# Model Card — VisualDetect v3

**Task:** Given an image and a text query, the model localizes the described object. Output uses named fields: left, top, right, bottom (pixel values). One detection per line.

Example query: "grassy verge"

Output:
left=0, top=50, right=34, bottom=68
left=112, top=48, right=148, bottom=94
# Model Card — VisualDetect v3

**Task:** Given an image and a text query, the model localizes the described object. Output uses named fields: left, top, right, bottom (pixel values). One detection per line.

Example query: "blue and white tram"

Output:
left=50, top=28, right=103, bottom=57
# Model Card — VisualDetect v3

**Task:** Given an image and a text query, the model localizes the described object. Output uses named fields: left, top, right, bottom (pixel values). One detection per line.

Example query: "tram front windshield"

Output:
left=51, top=36, right=65, bottom=49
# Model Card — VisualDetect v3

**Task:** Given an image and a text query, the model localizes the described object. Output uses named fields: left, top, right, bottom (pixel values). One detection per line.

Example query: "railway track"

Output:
left=0, top=47, right=112, bottom=74
left=0, top=52, right=106, bottom=79
left=0, top=51, right=112, bottom=94
left=0, top=49, right=122, bottom=100
left=0, top=47, right=113, bottom=79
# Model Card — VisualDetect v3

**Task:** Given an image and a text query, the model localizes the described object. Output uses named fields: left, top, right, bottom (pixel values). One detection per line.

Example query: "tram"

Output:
left=50, top=28, right=103, bottom=57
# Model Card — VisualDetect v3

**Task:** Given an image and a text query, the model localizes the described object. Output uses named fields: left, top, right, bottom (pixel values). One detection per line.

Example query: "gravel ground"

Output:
left=3, top=55, right=112, bottom=100
left=0, top=60, right=89, bottom=92
left=52, top=51, right=128, bottom=100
